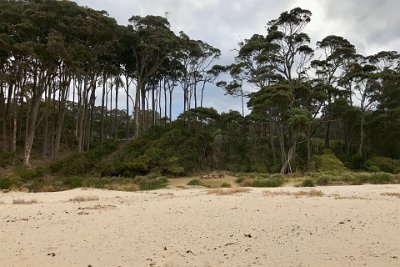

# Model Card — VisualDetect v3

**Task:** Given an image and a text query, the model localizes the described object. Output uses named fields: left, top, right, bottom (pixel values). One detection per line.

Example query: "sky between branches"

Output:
left=74, top=0, right=400, bottom=117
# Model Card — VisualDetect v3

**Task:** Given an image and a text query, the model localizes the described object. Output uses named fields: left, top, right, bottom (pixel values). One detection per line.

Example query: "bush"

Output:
left=314, top=150, right=347, bottom=172
left=316, top=175, right=330, bottom=186
left=64, top=176, right=84, bottom=188
left=163, top=165, right=185, bottom=176
left=187, top=179, right=203, bottom=186
left=139, top=176, right=168, bottom=190
left=364, top=157, right=400, bottom=174
left=0, top=178, right=13, bottom=189
left=235, top=176, right=245, bottom=184
left=221, top=182, right=231, bottom=188
left=14, top=166, right=43, bottom=180
left=301, top=178, right=315, bottom=187
left=253, top=176, right=284, bottom=187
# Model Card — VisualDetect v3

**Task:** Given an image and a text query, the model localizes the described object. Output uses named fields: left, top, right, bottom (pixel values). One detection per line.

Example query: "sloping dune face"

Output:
left=1, top=185, right=400, bottom=267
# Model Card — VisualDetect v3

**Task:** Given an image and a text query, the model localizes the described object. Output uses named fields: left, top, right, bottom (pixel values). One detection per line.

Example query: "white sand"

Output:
left=1, top=185, right=400, bottom=267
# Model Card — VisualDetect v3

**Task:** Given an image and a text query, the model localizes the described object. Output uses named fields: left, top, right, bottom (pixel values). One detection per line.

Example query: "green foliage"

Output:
left=221, top=182, right=231, bottom=188
left=253, top=175, right=284, bottom=187
left=14, top=166, right=43, bottom=180
left=235, top=176, right=245, bottom=184
left=364, top=157, right=400, bottom=174
left=301, top=178, right=315, bottom=187
left=0, top=178, right=13, bottom=189
left=138, top=176, right=168, bottom=191
left=64, top=176, right=84, bottom=188
left=187, top=179, right=203, bottom=186
left=314, top=150, right=347, bottom=172
left=50, top=142, right=119, bottom=176
left=353, top=172, right=394, bottom=184
left=316, top=175, right=331, bottom=186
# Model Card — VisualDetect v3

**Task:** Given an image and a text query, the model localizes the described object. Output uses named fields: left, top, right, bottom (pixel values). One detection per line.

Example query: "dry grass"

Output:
left=239, top=178, right=254, bottom=187
left=105, top=183, right=138, bottom=192
left=68, top=195, right=99, bottom=203
left=79, top=204, right=116, bottom=210
left=294, top=189, right=324, bottom=198
left=263, top=190, right=293, bottom=197
left=12, top=198, right=38, bottom=205
left=263, top=189, right=324, bottom=198
left=207, top=188, right=251, bottom=195
left=381, top=192, right=400, bottom=198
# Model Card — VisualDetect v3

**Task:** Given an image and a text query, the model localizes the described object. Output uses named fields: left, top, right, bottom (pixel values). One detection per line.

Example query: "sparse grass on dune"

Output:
left=381, top=192, right=400, bottom=198
left=207, top=188, right=250, bottom=195
left=68, top=196, right=99, bottom=203
left=12, top=198, right=38, bottom=205
left=263, top=189, right=324, bottom=198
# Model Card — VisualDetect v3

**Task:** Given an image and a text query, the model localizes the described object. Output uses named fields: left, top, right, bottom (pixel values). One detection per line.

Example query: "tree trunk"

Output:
left=280, top=131, right=297, bottom=174
left=134, top=81, right=142, bottom=137
left=125, top=75, right=130, bottom=139
left=100, top=73, right=106, bottom=144
left=358, top=113, right=365, bottom=156
left=114, top=80, right=119, bottom=140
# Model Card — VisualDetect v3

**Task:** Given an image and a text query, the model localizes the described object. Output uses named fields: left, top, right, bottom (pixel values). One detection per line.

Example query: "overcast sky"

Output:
left=74, top=0, right=400, bottom=117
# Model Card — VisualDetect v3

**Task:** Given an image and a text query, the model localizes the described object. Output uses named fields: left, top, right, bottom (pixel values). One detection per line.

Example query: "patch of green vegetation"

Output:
left=253, top=176, right=284, bottom=187
left=314, top=150, right=347, bottom=172
left=138, top=176, right=169, bottom=191
left=300, top=178, right=315, bottom=187
left=0, top=178, right=13, bottom=189
left=187, top=179, right=203, bottom=186
left=221, top=182, right=231, bottom=188
left=364, top=157, right=400, bottom=174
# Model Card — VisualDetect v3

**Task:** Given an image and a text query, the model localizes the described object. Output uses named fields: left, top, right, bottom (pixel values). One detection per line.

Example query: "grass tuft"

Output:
left=381, top=192, right=400, bottom=198
left=12, top=198, right=38, bottom=205
left=207, top=188, right=250, bottom=195
left=68, top=196, right=99, bottom=202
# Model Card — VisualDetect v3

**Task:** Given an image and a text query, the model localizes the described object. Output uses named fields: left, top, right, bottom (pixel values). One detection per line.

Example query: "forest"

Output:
left=0, top=0, right=400, bottom=191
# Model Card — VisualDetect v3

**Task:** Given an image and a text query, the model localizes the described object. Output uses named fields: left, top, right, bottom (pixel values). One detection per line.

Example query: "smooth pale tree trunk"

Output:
left=42, top=85, right=50, bottom=157
left=114, top=80, right=119, bottom=140
left=134, top=81, right=142, bottom=137
left=24, top=93, right=42, bottom=166
left=280, top=131, right=297, bottom=174
left=125, top=75, right=130, bottom=139
left=100, top=73, right=106, bottom=144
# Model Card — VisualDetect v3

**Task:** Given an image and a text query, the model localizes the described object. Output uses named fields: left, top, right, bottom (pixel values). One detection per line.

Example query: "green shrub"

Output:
left=235, top=176, right=245, bottom=184
left=221, top=182, right=231, bottom=188
left=301, top=178, right=315, bottom=187
left=364, top=157, right=400, bottom=174
left=14, top=166, right=43, bottom=180
left=253, top=176, right=284, bottom=187
left=100, top=162, right=125, bottom=177
left=0, top=178, right=13, bottom=189
left=139, top=177, right=168, bottom=190
left=164, top=165, right=185, bottom=176
left=316, top=175, right=330, bottom=186
left=187, top=179, right=203, bottom=186
left=64, top=176, right=84, bottom=188
left=314, top=150, right=347, bottom=172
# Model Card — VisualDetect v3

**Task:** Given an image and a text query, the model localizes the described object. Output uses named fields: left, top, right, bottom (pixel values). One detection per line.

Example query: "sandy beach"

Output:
left=1, top=184, right=400, bottom=267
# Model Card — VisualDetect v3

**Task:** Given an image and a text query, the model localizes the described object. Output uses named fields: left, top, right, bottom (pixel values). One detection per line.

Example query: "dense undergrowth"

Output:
left=1, top=125, right=400, bottom=192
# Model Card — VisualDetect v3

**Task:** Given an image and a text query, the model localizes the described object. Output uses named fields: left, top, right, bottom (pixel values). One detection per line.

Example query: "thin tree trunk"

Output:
left=115, top=79, right=119, bottom=140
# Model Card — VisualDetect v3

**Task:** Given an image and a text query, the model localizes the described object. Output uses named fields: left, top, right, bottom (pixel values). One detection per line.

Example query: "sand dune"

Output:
left=1, top=185, right=400, bottom=267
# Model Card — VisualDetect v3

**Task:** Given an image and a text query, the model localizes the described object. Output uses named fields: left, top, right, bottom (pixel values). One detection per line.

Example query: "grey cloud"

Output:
left=75, top=0, right=399, bottom=116
left=319, top=0, right=400, bottom=54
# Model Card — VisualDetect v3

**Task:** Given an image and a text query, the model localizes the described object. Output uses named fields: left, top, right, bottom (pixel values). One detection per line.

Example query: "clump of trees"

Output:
left=0, top=0, right=220, bottom=166
left=0, top=2, right=399, bottom=178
